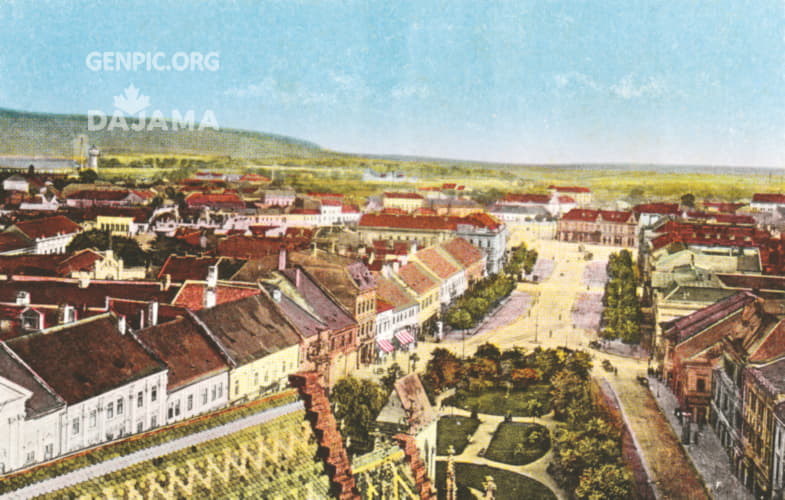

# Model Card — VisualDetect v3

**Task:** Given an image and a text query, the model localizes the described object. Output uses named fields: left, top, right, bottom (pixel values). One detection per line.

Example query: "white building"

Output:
left=5, top=215, right=82, bottom=255
left=135, top=314, right=230, bottom=424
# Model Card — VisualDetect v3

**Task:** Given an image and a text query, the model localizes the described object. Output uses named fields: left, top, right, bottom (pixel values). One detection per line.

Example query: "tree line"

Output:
left=600, top=249, right=642, bottom=344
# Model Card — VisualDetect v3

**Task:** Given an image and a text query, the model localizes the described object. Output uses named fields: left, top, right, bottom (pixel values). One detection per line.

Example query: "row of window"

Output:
left=168, top=383, right=224, bottom=419
left=72, top=386, right=158, bottom=436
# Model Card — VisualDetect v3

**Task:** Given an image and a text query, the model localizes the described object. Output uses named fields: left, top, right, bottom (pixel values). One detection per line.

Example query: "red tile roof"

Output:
left=561, top=209, right=634, bottom=223
left=384, top=192, right=424, bottom=200
left=240, top=174, right=271, bottom=182
left=749, top=320, right=785, bottom=364
left=663, top=291, right=757, bottom=342
left=373, top=273, right=417, bottom=310
left=172, top=282, right=260, bottom=311
left=415, top=247, right=460, bottom=279
left=633, top=203, right=680, bottom=215
left=359, top=212, right=501, bottom=231
left=441, top=237, right=483, bottom=267
left=397, top=262, right=439, bottom=295
left=217, top=234, right=310, bottom=259
left=10, top=215, right=81, bottom=239
left=549, top=185, right=590, bottom=193
left=341, top=204, right=360, bottom=213
left=376, top=299, right=394, bottom=313
left=66, top=189, right=130, bottom=201
left=753, top=193, right=785, bottom=204
left=6, top=314, right=166, bottom=404
left=56, top=249, right=103, bottom=275
left=185, top=192, right=245, bottom=209
left=703, top=201, right=745, bottom=213
left=136, top=315, right=229, bottom=390
left=500, top=193, right=550, bottom=204
left=158, top=255, right=219, bottom=281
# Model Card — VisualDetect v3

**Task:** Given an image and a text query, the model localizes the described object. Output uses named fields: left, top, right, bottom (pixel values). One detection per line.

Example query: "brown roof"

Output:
left=0, top=232, right=33, bottom=253
left=384, top=192, right=424, bottom=200
left=415, top=247, right=460, bottom=279
left=56, top=249, right=103, bottom=275
left=67, top=189, right=131, bottom=201
left=749, top=320, right=785, bottom=364
left=397, top=262, right=440, bottom=295
left=373, top=273, right=417, bottom=310
left=10, top=215, right=81, bottom=240
left=279, top=267, right=356, bottom=332
left=136, top=315, right=229, bottom=390
left=663, top=291, right=758, bottom=343
left=0, top=277, right=177, bottom=308
left=0, top=343, right=64, bottom=418
left=753, top=193, right=785, bottom=204
left=440, top=237, right=483, bottom=268
left=158, top=255, right=219, bottom=281
left=5, top=314, right=166, bottom=404
left=195, top=294, right=302, bottom=365
left=172, top=282, right=260, bottom=311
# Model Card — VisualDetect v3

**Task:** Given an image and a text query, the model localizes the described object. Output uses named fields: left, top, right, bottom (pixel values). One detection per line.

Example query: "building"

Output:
left=4, top=313, right=168, bottom=455
left=135, top=315, right=230, bottom=423
left=195, top=294, right=302, bottom=403
left=373, top=272, right=419, bottom=358
left=440, top=237, right=486, bottom=285
left=5, top=215, right=82, bottom=254
left=394, top=262, right=440, bottom=340
left=548, top=185, right=592, bottom=206
left=185, top=192, right=246, bottom=211
left=556, top=209, right=637, bottom=247
left=752, top=194, right=785, bottom=213
left=382, top=192, right=425, bottom=213
left=412, top=246, right=466, bottom=308
left=93, top=207, right=152, bottom=236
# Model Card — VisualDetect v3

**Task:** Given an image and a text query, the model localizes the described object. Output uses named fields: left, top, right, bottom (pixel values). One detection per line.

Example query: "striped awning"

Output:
left=395, top=330, right=415, bottom=345
left=377, top=339, right=395, bottom=353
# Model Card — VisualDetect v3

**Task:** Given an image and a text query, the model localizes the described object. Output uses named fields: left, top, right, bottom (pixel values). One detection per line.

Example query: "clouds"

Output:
left=224, top=71, right=371, bottom=107
left=554, top=72, right=671, bottom=100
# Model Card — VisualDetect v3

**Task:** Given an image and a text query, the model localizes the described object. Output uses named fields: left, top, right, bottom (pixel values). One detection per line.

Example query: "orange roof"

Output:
left=172, top=282, right=260, bottom=311
left=415, top=247, right=460, bottom=279
left=441, top=237, right=483, bottom=267
left=398, top=262, right=439, bottom=295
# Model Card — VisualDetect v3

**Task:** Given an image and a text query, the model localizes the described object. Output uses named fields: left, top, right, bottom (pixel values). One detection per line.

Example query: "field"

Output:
left=435, top=461, right=556, bottom=500
left=436, top=416, right=481, bottom=455
left=445, top=385, right=552, bottom=417
left=485, top=422, right=551, bottom=466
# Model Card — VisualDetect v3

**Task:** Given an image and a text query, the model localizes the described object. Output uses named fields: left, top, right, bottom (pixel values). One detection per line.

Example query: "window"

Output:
left=202, top=388, right=208, bottom=405
left=697, top=378, right=706, bottom=393
left=174, top=400, right=180, bottom=417
left=187, top=395, right=193, bottom=411
left=151, top=415, right=158, bottom=428
left=107, top=402, right=114, bottom=419
left=137, top=420, right=143, bottom=433
left=234, top=379, right=240, bottom=395
left=89, top=410, right=97, bottom=428
left=151, top=386, right=157, bottom=402
left=44, top=443, right=53, bottom=459
left=254, top=372, right=259, bottom=386
left=211, top=385, right=217, bottom=401
left=117, top=398, right=124, bottom=415
left=216, top=384, right=222, bottom=399
left=137, top=391, right=144, bottom=408
left=72, top=418, right=80, bottom=435
left=25, top=451, right=35, bottom=464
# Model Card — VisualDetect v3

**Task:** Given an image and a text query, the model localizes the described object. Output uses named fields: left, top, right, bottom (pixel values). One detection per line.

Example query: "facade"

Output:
left=382, top=192, right=425, bottom=213
left=135, top=315, right=230, bottom=423
left=440, top=237, right=486, bottom=285
left=752, top=194, right=785, bottom=213
left=394, top=262, right=440, bottom=340
left=413, top=246, right=466, bottom=307
left=4, top=314, right=168, bottom=456
left=94, top=208, right=151, bottom=236
left=5, top=215, right=82, bottom=255
left=194, top=294, right=303, bottom=403
left=548, top=185, right=592, bottom=206
left=556, top=209, right=637, bottom=247
left=373, top=272, right=420, bottom=356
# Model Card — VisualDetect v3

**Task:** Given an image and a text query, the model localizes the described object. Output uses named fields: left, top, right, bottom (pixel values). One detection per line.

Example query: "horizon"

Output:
left=1, top=1, right=783, bottom=168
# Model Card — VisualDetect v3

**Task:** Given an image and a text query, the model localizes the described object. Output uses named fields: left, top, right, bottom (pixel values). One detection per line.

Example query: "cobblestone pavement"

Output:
left=649, top=377, right=753, bottom=500
left=1, top=401, right=305, bottom=500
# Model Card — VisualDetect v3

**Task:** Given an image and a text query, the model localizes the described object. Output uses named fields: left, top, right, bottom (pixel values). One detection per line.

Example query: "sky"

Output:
left=0, top=0, right=783, bottom=167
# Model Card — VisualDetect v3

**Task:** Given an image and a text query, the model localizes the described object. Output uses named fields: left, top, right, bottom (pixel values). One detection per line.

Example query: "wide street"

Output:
left=363, top=234, right=712, bottom=499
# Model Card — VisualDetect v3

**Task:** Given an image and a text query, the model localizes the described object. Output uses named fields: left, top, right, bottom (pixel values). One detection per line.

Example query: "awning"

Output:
left=377, top=339, right=395, bottom=353
left=395, top=330, right=415, bottom=345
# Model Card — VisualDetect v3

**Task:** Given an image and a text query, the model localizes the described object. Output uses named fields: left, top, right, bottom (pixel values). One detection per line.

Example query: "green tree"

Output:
left=423, top=348, right=463, bottom=394
left=446, top=307, right=473, bottom=330
left=79, top=169, right=99, bottom=183
left=575, top=464, right=632, bottom=500
left=380, top=363, right=404, bottom=393
left=680, top=193, right=696, bottom=208
left=474, top=343, right=502, bottom=362
left=550, top=369, right=590, bottom=422
left=330, top=376, right=387, bottom=454
left=66, top=229, right=147, bottom=267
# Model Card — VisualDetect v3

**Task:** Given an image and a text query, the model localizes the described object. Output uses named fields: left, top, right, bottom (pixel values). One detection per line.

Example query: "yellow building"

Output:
left=394, top=262, right=441, bottom=337
left=94, top=208, right=152, bottom=236
left=382, top=192, right=425, bottom=213
left=193, top=293, right=304, bottom=403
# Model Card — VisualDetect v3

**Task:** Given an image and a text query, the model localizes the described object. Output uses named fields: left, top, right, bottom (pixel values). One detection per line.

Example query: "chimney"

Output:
left=295, top=267, right=302, bottom=288
left=59, top=304, right=76, bottom=324
left=118, top=314, right=127, bottom=334
left=382, top=263, right=392, bottom=278
left=16, top=291, right=30, bottom=306
left=161, top=273, right=171, bottom=291
left=272, top=289, right=282, bottom=302
left=393, top=261, right=400, bottom=274
left=200, top=232, right=208, bottom=250
left=206, top=265, right=218, bottom=288
left=204, top=286, right=217, bottom=309
left=148, top=300, right=159, bottom=326
left=278, top=247, right=288, bottom=271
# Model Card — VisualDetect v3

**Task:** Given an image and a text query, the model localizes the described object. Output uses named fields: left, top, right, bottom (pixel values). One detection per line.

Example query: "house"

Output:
left=440, top=237, right=486, bottom=285
left=373, top=272, right=419, bottom=356
left=375, top=374, right=438, bottom=480
left=358, top=213, right=507, bottom=274
left=92, top=207, right=152, bottom=236
left=4, top=313, right=168, bottom=454
left=394, top=262, right=440, bottom=340
left=412, top=246, right=466, bottom=308
left=632, top=203, right=681, bottom=230
left=185, top=192, right=246, bottom=211
left=5, top=215, right=81, bottom=254
left=262, top=188, right=296, bottom=207
left=548, top=185, right=592, bottom=206
left=194, top=294, right=302, bottom=403
left=374, top=299, right=395, bottom=361
left=496, top=192, right=576, bottom=217
left=135, top=315, right=230, bottom=423
left=556, top=209, right=637, bottom=247
left=65, top=189, right=145, bottom=208
left=0, top=343, right=65, bottom=473
left=752, top=194, right=785, bottom=213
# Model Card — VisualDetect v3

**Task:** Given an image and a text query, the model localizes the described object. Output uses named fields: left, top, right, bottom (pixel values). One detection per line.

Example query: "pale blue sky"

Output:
left=0, top=0, right=783, bottom=166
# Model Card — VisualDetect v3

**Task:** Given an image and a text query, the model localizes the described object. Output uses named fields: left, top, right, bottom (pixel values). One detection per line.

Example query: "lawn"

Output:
left=445, top=384, right=552, bottom=417
left=485, top=422, right=550, bottom=466
left=435, top=461, right=556, bottom=500
left=437, top=416, right=481, bottom=455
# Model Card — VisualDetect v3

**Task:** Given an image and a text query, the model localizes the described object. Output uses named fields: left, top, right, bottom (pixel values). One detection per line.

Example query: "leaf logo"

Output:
left=113, top=84, right=151, bottom=115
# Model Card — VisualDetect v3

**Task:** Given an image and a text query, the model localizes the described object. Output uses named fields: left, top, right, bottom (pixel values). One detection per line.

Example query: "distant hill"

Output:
left=0, top=108, right=327, bottom=159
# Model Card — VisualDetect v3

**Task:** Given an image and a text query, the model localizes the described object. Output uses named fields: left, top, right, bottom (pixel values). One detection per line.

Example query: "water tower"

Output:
left=87, top=145, right=100, bottom=171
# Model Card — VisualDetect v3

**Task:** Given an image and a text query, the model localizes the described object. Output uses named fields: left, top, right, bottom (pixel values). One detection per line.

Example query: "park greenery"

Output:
left=435, top=461, right=557, bottom=500
left=485, top=422, right=550, bottom=466
left=330, top=376, right=387, bottom=455
left=600, top=249, right=642, bottom=344
left=504, top=242, right=538, bottom=278
left=429, top=344, right=592, bottom=418
left=548, top=378, right=633, bottom=500
left=436, top=416, right=481, bottom=455
left=444, top=273, right=517, bottom=330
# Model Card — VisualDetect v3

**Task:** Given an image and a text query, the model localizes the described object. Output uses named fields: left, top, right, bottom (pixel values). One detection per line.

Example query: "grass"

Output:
left=446, top=384, right=552, bottom=417
left=435, top=461, right=556, bottom=500
left=437, top=416, right=481, bottom=455
left=485, top=422, right=550, bottom=466
left=0, top=390, right=299, bottom=495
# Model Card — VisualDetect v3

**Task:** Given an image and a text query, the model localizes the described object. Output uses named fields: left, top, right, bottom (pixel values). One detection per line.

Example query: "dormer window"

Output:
left=20, top=308, right=42, bottom=331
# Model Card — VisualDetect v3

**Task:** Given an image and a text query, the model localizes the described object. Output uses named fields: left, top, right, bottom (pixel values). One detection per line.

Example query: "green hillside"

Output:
left=0, top=108, right=327, bottom=159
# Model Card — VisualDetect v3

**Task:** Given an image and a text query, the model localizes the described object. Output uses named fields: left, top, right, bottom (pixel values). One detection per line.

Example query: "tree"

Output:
left=446, top=307, right=473, bottom=330
left=550, top=370, right=590, bottom=422
left=474, top=343, right=502, bottom=362
left=330, top=376, right=387, bottom=454
left=66, top=229, right=147, bottom=267
left=424, top=348, right=463, bottom=394
left=79, top=169, right=98, bottom=183
left=574, top=464, right=632, bottom=500
left=380, top=363, right=404, bottom=393
left=680, top=193, right=695, bottom=208
left=510, top=368, right=539, bottom=389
